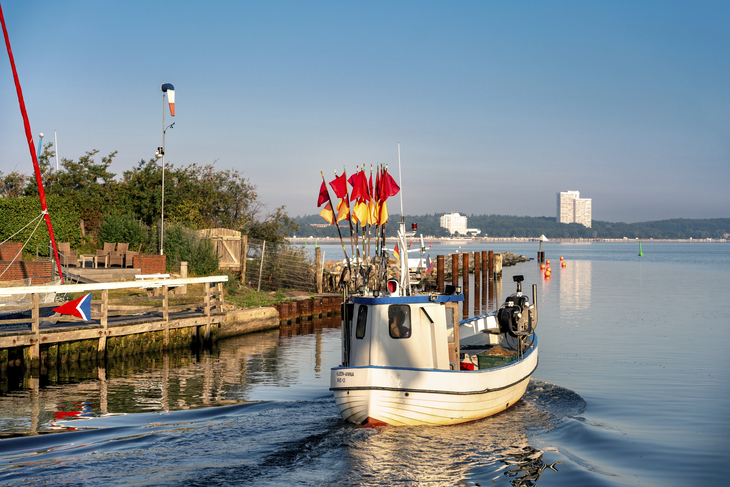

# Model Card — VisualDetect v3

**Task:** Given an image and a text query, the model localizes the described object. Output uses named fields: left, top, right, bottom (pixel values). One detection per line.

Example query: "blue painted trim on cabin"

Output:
left=352, top=294, right=464, bottom=305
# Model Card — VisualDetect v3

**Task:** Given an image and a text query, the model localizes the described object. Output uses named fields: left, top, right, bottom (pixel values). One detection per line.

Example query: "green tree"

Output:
left=34, top=149, right=119, bottom=234
left=0, top=171, right=28, bottom=198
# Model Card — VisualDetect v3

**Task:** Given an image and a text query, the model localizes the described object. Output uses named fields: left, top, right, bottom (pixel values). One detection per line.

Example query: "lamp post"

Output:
left=159, top=83, right=175, bottom=255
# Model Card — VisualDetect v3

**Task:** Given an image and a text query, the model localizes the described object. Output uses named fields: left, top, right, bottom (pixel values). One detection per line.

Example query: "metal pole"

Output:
left=160, top=92, right=165, bottom=255
left=257, top=240, right=266, bottom=291
left=54, top=130, right=58, bottom=171
left=397, top=142, right=404, bottom=220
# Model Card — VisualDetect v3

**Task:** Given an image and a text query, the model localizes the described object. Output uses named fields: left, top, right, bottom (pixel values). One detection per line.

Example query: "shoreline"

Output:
left=288, top=237, right=728, bottom=244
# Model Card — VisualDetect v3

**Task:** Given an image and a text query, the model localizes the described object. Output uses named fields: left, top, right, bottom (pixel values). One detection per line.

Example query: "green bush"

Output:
left=99, top=213, right=151, bottom=252
left=0, top=195, right=82, bottom=256
left=163, top=224, right=219, bottom=276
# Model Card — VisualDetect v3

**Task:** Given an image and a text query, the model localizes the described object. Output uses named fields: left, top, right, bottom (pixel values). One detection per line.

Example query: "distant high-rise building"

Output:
left=557, top=191, right=592, bottom=228
left=440, top=212, right=468, bottom=235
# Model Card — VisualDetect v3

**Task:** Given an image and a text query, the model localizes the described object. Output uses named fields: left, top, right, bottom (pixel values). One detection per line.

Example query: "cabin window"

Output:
left=388, top=305, right=411, bottom=339
left=355, top=305, right=368, bottom=339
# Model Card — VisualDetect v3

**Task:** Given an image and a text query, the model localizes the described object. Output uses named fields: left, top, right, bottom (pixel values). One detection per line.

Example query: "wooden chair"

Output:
left=125, top=243, right=142, bottom=268
left=57, top=242, right=78, bottom=267
left=96, top=242, right=115, bottom=268
left=109, top=243, right=129, bottom=267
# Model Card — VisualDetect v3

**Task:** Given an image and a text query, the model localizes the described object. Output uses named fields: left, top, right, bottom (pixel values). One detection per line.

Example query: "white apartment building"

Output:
left=557, top=191, right=592, bottom=228
left=440, top=212, right=468, bottom=235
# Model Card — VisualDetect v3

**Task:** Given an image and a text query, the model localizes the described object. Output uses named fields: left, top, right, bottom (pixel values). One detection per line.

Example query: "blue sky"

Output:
left=2, top=1, right=728, bottom=223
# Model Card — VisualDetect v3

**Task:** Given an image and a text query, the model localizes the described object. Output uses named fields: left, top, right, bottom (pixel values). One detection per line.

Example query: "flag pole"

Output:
left=321, top=171, right=352, bottom=283
left=397, top=142, right=404, bottom=223
left=337, top=168, right=360, bottom=290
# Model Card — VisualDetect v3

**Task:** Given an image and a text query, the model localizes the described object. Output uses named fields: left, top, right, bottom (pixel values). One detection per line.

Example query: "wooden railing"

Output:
left=0, top=275, right=228, bottom=367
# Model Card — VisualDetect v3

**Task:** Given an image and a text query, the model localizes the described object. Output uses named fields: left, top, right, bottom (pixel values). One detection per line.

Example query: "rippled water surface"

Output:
left=1, top=242, right=728, bottom=486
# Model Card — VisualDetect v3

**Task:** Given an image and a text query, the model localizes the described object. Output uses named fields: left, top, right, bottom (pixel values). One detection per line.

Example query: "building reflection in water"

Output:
left=559, top=260, right=592, bottom=319
left=0, top=314, right=341, bottom=437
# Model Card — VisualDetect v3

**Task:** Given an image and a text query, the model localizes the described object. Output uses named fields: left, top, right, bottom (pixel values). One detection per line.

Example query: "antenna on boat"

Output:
left=397, top=142, right=404, bottom=222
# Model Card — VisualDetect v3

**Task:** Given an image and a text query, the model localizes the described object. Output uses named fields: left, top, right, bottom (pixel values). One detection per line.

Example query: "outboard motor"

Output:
left=497, top=275, right=537, bottom=339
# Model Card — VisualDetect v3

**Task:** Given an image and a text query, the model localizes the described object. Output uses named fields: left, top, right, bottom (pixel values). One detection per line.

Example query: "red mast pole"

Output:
left=1, top=3, right=64, bottom=279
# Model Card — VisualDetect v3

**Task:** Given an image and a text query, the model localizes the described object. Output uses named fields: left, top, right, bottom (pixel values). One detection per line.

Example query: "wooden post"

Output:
left=204, top=282, right=211, bottom=342
left=437, top=255, right=445, bottom=293
left=240, top=235, right=248, bottom=282
left=451, top=254, right=459, bottom=287
left=488, top=250, right=494, bottom=279
left=481, top=251, right=488, bottom=311
left=316, top=247, right=323, bottom=293
left=98, top=289, right=108, bottom=355
left=179, top=261, right=188, bottom=295
left=474, top=251, right=481, bottom=315
left=30, top=292, right=40, bottom=369
left=462, top=252, right=469, bottom=320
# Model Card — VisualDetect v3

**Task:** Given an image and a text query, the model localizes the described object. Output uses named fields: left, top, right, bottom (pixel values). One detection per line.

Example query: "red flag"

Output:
left=383, top=168, right=400, bottom=198
left=329, top=172, right=347, bottom=199
left=393, top=243, right=400, bottom=260
left=349, top=170, right=368, bottom=201
left=319, top=201, right=335, bottom=224
left=317, top=181, right=329, bottom=207
left=375, top=166, right=381, bottom=202
left=368, top=167, right=374, bottom=200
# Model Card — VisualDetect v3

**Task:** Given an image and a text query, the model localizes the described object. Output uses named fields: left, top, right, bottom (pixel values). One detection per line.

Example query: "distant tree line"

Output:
left=293, top=213, right=730, bottom=240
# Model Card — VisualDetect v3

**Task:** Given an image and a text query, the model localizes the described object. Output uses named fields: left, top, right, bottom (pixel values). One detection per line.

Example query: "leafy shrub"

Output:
left=163, top=224, right=219, bottom=276
left=99, top=213, right=151, bottom=252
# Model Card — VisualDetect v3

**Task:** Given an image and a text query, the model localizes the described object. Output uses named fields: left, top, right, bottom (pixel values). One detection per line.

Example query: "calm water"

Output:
left=0, top=242, right=728, bottom=486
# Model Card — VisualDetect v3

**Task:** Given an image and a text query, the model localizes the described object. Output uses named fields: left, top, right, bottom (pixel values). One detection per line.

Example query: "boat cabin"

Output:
left=343, top=294, right=464, bottom=370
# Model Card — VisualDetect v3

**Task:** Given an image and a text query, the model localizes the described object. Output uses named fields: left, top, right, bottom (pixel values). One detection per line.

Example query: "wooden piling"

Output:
left=451, top=254, right=459, bottom=287
left=462, top=252, right=469, bottom=320
left=316, top=247, right=323, bottom=293
left=493, top=253, right=503, bottom=278
left=488, top=250, right=494, bottom=279
left=481, top=251, right=488, bottom=311
left=474, top=251, right=481, bottom=314
left=437, top=255, right=445, bottom=293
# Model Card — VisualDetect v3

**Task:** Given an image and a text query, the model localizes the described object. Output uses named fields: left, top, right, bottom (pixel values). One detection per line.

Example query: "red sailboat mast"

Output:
left=1, top=3, right=64, bottom=279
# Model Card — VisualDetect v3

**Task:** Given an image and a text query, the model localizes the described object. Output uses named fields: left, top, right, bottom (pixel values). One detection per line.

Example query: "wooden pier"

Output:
left=0, top=276, right=227, bottom=370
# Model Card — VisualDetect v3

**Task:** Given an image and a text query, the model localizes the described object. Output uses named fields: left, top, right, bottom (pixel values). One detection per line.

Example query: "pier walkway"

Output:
left=0, top=276, right=227, bottom=368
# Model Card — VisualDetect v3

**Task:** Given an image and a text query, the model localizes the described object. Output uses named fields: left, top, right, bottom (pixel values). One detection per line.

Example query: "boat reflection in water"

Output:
left=500, top=443, right=570, bottom=486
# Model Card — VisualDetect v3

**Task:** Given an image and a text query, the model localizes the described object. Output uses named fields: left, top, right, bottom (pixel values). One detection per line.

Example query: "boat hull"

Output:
left=331, top=342, right=537, bottom=426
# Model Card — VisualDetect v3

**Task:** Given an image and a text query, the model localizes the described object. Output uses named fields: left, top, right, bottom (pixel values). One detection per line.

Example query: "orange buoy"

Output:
left=561, top=261, right=566, bottom=267
left=560, top=256, right=564, bottom=261
left=540, top=264, right=545, bottom=270
left=546, top=259, right=551, bottom=265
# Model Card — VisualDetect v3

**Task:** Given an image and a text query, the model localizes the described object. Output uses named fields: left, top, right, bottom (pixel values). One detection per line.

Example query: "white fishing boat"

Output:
left=330, top=221, right=539, bottom=427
